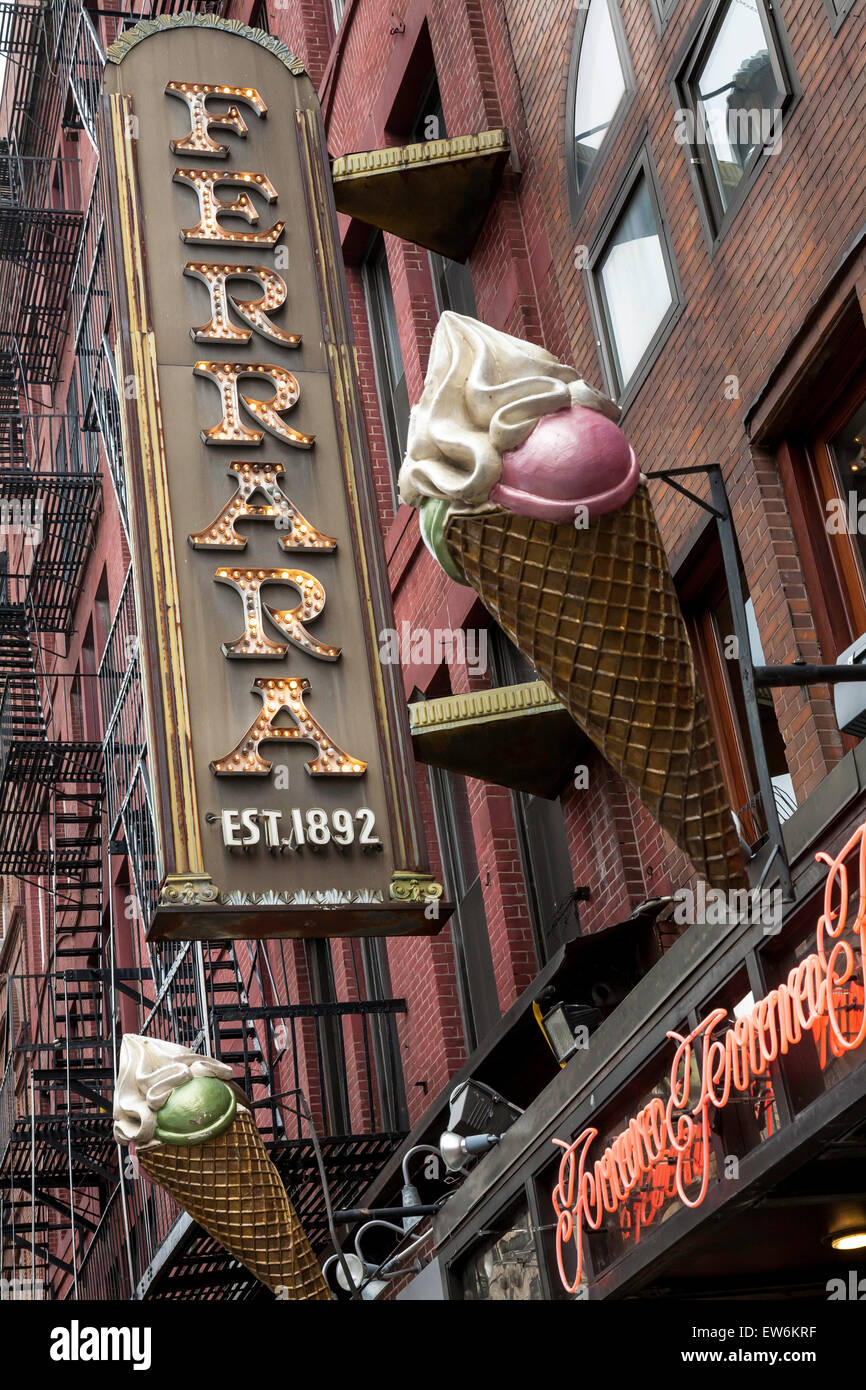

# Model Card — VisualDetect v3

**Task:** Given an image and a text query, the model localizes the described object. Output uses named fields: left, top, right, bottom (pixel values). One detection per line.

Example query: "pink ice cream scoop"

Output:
left=489, top=403, right=639, bottom=523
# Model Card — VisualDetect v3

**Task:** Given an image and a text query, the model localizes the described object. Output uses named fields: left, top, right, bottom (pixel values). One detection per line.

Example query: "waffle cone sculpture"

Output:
left=114, top=1035, right=329, bottom=1300
left=400, top=313, right=747, bottom=890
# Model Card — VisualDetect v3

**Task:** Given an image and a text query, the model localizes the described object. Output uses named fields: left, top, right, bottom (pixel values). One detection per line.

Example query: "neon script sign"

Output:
left=551, top=821, right=866, bottom=1292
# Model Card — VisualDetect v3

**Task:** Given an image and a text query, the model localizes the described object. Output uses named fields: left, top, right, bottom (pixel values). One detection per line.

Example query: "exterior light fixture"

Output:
left=535, top=999, right=602, bottom=1067
left=446, top=1079, right=522, bottom=1137
left=439, top=1130, right=501, bottom=1173
left=827, top=1227, right=866, bottom=1251
left=327, top=1252, right=388, bottom=1300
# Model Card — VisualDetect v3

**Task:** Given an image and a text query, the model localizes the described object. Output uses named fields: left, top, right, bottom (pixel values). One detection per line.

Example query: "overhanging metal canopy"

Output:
left=332, top=130, right=511, bottom=262
left=409, top=680, right=586, bottom=799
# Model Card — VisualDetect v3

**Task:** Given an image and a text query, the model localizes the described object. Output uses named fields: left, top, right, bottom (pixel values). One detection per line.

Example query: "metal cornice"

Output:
left=408, top=680, right=563, bottom=731
left=332, top=129, right=509, bottom=179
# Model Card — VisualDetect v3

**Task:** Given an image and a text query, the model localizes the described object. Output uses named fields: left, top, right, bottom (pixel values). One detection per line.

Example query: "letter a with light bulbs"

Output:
left=98, top=14, right=445, bottom=940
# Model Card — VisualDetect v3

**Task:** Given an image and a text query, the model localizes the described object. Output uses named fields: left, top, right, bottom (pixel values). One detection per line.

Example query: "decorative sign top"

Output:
left=99, top=20, right=443, bottom=938
left=551, top=820, right=866, bottom=1292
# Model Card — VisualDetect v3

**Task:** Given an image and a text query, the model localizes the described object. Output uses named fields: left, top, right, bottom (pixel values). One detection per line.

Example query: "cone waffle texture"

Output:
left=137, top=1108, right=330, bottom=1299
left=445, top=481, right=747, bottom=889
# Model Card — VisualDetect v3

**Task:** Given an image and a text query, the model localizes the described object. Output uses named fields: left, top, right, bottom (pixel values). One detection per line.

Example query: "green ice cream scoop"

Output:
left=419, top=497, right=469, bottom=585
left=154, top=1075, right=237, bottom=1146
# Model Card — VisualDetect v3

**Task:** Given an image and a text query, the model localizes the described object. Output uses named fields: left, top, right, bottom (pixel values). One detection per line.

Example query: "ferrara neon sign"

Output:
left=551, top=821, right=866, bottom=1292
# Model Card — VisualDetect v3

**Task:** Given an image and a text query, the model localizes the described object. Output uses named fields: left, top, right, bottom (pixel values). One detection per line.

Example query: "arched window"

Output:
left=566, top=0, right=634, bottom=215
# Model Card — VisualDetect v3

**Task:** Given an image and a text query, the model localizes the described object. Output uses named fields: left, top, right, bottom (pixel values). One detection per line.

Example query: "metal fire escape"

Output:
left=0, top=0, right=410, bottom=1301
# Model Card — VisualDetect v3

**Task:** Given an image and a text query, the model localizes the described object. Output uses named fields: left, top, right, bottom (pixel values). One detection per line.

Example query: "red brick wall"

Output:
left=256, top=0, right=866, bottom=1107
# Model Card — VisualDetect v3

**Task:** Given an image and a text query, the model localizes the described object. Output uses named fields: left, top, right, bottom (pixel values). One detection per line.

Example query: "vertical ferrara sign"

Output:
left=99, top=15, right=444, bottom=940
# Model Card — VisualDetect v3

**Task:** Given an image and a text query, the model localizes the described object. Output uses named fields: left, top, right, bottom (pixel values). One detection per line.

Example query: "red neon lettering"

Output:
left=552, top=819, right=866, bottom=1291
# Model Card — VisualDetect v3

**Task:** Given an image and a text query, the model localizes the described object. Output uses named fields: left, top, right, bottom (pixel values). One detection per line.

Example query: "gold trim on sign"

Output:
left=109, top=93, right=206, bottom=878
left=105, top=12, right=306, bottom=74
left=295, top=107, right=416, bottom=866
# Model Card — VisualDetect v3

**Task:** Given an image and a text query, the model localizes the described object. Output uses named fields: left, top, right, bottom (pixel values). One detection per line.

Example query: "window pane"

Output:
left=573, top=0, right=627, bottom=189
left=461, top=1204, right=543, bottom=1300
left=829, top=399, right=866, bottom=581
left=371, top=244, right=404, bottom=387
left=693, top=0, right=782, bottom=212
left=597, top=175, right=673, bottom=389
left=431, top=251, right=477, bottom=320
left=710, top=588, right=795, bottom=837
left=427, top=764, right=499, bottom=1051
left=365, top=236, right=410, bottom=476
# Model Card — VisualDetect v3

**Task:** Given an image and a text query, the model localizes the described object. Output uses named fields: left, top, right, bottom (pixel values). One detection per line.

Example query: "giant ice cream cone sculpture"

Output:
left=113, top=1035, right=330, bottom=1300
left=399, top=312, right=747, bottom=890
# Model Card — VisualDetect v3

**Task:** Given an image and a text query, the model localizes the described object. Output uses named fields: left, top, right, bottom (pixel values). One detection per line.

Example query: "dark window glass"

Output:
left=488, top=628, right=577, bottom=962
left=364, top=235, right=410, bottom=490
left=710, top=589, right=796, bottom=832
left=359, top=938, right=409, bottom=1131
left=305, top=939, right=350, bottom=1134
left=428, top=763, right=499, bottom=1052
left=828, top=400, right=866, bottom=582
left=762, top=920, right=865, bottom=1115
left=580, top=1035, right=709, bottom=1276
left=249, top=0, right=269, bottom=32
left=410, top=77, right=477, bottom=321
left=460, top=1201, right=544, bottom=1300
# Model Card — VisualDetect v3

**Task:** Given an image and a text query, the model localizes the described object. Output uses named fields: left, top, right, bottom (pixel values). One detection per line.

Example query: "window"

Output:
left=249, top=0, right=269, bottom=31
left=677, top=0, right=797, bottom=242
left=566, top=0, right=633, bottom=214
left=363, top=235, right=410, bottom=496
left=410, top=77, right=477, bottom=320
left=329, top=0, right=346, bottom=32
left=460, top=1201, right=544, bottom=1300
left=777, top=357, right=866, bottom=671
left=823, top=0, right=856, bottom=35
left=827, top=401, right=866, bottom=589
left=359, top=939, right=409, bottom=1130
left=682, top=547, right=795, bottom=850
left=648, top=0, right=679, bottom=37
left=489, top=629, right=578, bottom=964
left=305, top=939, right=350, bottom=1134
left=586, top=147, right=681, bottom=402
left=427, top=761, right=499, bottom=1053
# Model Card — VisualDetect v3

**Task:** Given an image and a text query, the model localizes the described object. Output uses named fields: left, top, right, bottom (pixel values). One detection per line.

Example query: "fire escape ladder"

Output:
left=207, top=943, right=282, bottom=1140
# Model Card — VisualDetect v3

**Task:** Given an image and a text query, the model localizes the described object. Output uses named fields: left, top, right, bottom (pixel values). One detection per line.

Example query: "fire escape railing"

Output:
left=0, top=380, right=103, bottom=913
left=0, top=0, right=409, bottom=1302
left=0, top=138, right=83, bottom=385
left=68, top=174, right=127, bottom=535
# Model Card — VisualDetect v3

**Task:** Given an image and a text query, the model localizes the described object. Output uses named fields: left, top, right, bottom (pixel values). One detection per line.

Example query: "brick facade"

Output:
left=261, top=0, right=866, bottom=1106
